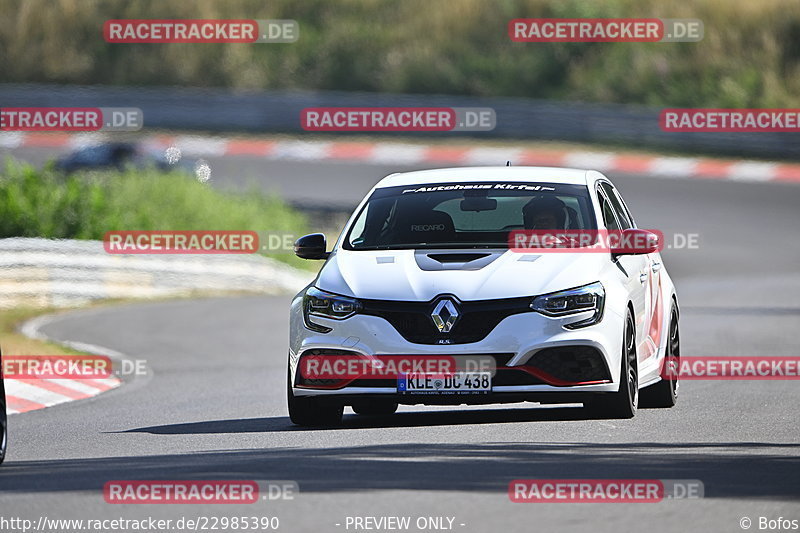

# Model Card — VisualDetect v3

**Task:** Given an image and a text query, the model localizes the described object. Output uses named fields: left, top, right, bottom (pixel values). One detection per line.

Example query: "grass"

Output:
left=0, top=307, right=83, bottom=358
left=0, top=159, right=312, bottom=268
left=1, top=0, right=799, bottom=108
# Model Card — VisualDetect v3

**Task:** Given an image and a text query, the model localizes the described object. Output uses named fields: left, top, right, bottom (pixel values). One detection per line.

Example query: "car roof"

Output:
left=375, top=166, right=592, bottom=188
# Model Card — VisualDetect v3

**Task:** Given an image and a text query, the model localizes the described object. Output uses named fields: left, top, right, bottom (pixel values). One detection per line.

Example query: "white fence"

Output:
left=0, top=238, right=314, bottom=308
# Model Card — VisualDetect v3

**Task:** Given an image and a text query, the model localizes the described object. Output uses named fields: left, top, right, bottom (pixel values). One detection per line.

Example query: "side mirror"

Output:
left=294, top=233, right=330, bottom=260
left=610, top=228, right=660, bottom=255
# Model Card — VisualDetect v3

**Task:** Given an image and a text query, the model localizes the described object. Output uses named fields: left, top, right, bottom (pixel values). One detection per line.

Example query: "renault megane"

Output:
left=287, top=166, right=680, bottom=425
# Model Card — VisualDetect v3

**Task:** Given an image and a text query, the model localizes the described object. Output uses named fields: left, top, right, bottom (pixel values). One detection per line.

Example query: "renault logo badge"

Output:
left=431, top=298, right=460, bottom=333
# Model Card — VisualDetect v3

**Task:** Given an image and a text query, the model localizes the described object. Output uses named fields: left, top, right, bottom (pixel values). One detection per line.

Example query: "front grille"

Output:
left=525, top=346, right=610, bottom=383
left=360, top=296, right=533, bottom=344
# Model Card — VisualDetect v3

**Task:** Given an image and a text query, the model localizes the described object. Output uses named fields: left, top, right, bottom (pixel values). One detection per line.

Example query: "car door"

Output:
left=607, top=184, right=665, bottom=362
left=597, top=184, right=649, bottom=353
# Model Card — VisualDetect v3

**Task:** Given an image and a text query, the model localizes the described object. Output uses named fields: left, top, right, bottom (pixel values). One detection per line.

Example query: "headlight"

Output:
left=531, top=282, right=605, bottom=329
left=303, top=287, right=361, bottom=333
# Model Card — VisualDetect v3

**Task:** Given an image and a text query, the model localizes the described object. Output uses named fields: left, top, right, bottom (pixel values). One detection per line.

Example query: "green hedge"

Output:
left=0, top=159, right=309, bottom=266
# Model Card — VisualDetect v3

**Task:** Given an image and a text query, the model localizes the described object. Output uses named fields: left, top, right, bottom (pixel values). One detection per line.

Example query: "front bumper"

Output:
left=289, top=298, right=625, bottom=403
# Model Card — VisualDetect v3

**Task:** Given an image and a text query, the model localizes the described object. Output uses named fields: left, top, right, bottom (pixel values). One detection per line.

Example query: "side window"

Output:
left=347, top=197, right=396, bottom=246
left=597, top=189, right=620, bottom=231
left=611, top=188, right=636, bottom=228
left=600, top=183, right=632, bottom=230
left=348, top=208, right=367, bottom=244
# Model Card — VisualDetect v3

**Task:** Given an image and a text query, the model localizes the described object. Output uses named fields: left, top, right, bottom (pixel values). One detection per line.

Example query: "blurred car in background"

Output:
left=54, top=142, right=179, bottom=174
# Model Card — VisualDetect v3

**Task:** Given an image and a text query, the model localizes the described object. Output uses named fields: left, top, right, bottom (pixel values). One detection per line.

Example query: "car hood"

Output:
left=315, top=248, right=606, bottom=301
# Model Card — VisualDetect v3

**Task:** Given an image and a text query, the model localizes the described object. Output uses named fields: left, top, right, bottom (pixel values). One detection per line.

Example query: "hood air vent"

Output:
left=414, top=250, right=502, bottom=271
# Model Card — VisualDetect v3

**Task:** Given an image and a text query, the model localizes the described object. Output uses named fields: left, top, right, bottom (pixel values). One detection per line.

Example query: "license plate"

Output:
left=397, top=372, right=492, bottom=394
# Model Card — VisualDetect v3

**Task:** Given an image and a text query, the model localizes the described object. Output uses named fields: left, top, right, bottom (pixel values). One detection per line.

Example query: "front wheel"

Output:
left=587, top=310, right=638, bottom=419
left=286, top=370, right=343, bottom=427
left=640, top=305, right=679, bottom=408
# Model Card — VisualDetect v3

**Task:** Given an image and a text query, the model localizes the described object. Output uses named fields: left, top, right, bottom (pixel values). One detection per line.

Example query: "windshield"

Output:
left=343, top=181, right=596, bottom=250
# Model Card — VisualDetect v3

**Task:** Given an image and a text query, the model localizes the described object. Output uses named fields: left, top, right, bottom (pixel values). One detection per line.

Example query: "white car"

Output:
left=287, top=166, right=680, bottom=425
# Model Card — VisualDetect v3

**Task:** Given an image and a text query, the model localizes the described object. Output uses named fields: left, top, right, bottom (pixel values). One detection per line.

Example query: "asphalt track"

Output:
left=1, top=145, right=799, bottom=532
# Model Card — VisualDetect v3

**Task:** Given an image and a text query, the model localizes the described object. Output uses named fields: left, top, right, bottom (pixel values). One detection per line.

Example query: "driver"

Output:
left=522, top=196, right=567, bottom=230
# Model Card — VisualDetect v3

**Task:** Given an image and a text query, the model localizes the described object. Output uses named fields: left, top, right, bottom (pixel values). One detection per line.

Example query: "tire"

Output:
left=0, top=349, right=7, bottom=465
left=286, top=370, right=343, bottom=427
left=587, top=310, right=638, bottom=419
left=352, top=400, right=398, bottom=416
left=640, top=306, right=680, bottom=408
